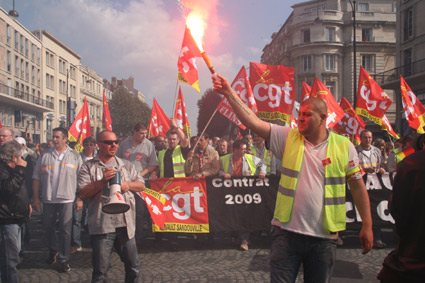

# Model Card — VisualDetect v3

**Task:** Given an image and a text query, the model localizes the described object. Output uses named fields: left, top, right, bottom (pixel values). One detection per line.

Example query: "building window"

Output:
left=357, top=3, right=369, bottom=11
left=302, top=29, right=310, bottom=43
left=325, top=54, right=335, bottom=71
left=404, top=8, right=413, bottom=41
left=20, top=35, right=24, bottom=54
left=303, top=55, right=312, bottom=72
left=325, top=27, right=335, bottom=42
left=7, top=51, right=11, bottom=72
left=15, top=56, right=19, bottom=76
left=14, top=31, right=19, bottom=50
left=25, top=39, right=29, bottom=57
left=325, top=81, right=336, bottom=98
left=362, top=28, right=372, bottom=42
left=21, top=60, right=24, bottom=79
left=403, top=49, right=412, bottom=77
left=37, top=48, right=40, bottom=65
left=6, top=24, right=11, bottom=46
left=362, top=54, right=375, bottom=73
left=31, top=66, right=35, bottom=84
left=31, top=44, right=35, bottom=61
left=25, top=62, right=29, bottom=81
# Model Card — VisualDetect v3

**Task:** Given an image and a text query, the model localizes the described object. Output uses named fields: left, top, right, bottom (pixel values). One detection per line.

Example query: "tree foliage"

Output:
left=196, top=88, right=232, bottom=137
left=109, top=87, right=151, bottom=137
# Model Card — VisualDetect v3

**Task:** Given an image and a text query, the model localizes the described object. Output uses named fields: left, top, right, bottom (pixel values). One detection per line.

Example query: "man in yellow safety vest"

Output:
left=212, top=74, right=373, bottom=283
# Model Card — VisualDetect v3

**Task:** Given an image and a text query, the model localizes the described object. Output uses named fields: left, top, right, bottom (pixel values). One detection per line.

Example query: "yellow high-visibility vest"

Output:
left=274, top=129, right=360, bottom=232
left=251, top=146, right=272, bottom=174
left=158, top=145, right=186, bottom=177
left=221, top=153, right=256, bottom=176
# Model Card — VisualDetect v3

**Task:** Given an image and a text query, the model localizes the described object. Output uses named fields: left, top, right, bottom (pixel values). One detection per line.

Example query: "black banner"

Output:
left=206, top=175, right=280, bottom=232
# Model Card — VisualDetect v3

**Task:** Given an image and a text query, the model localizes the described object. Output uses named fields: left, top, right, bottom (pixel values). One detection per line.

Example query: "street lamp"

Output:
left=348, top=0, right=357, bottom=107
left=66, top=64, right=88, bottom=128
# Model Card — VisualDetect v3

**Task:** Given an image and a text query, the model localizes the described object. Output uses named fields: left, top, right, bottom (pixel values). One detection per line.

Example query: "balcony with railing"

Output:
left=0, top=83, right=54, bottom=110
left=373, top=58, right=425, bottom=85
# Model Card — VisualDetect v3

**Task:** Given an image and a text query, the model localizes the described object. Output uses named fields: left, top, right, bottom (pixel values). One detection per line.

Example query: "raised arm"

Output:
left=213, top=74, right=271, bottom=141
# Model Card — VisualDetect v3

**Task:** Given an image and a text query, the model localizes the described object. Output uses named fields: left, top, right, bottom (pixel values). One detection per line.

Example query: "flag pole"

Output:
left=172, top=79, right=180, bottom=117
left=192, top=108, right=218, bottom=150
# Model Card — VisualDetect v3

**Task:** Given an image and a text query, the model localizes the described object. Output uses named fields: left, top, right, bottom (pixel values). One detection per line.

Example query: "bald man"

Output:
left=213, top=74, right=373, bottom=282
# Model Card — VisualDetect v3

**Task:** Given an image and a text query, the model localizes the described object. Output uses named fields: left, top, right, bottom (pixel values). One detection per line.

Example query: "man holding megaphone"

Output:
left=78, top=130, right=145, bottom=283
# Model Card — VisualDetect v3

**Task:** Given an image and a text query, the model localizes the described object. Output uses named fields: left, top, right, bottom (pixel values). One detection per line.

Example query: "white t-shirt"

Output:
left=269, top=124, right=362, bottom=239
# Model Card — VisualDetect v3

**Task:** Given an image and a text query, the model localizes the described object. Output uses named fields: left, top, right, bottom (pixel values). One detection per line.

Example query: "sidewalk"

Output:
left=17, top=213, right=393, bottom=282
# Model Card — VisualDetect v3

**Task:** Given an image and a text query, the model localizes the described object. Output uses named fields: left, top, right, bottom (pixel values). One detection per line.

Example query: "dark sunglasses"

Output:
left=99, top=140, right=118, bottom=145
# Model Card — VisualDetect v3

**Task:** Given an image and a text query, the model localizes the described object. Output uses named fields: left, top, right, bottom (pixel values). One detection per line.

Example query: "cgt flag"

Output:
left=177, top=28, right=202, bottom=92
left=300, top=81, right=312, bottom=103
left=148, top=98, right=170, bottom=138
left=334, top=97, right=366, bottom=145
left=249, top=62, right=295, bottom=123
left=381, top=114, right=399, bottom=139
left=400, top=75, right=425, bottom=134
left=216, top=66, right=257, bottom=130
left=174, top=86, right=191, bottom=138
left=310, top=77, right=345, bottom=129
left=356, top=66, right=392, bottom=126
left=137, top=188, right=166, bottom=230
left=102, top=90, right=112, bottom=131
left=68, top=97, right=92, bottom=152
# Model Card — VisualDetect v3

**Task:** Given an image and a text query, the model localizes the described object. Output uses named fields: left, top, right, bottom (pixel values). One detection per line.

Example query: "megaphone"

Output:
left=102, top=170, right=130, bottom=214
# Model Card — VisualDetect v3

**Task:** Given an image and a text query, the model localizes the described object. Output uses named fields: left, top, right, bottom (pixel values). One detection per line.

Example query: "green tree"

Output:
left=196, top=88, right=232, bottom=137
left=109, top=87, right=151, bottom=137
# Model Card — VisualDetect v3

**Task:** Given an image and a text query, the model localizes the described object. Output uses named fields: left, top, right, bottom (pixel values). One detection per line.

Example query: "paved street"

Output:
left=18, top=213, right=394, bottom=282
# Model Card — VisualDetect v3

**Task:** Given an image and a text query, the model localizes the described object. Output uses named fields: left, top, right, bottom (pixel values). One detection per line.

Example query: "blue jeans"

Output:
left=270, top=227, right=337, bottom=283
left=42, top=203, right=73, bottom=263
left=0, top=224, right=21, bottom=283
left=71, top=201, right=83, bottom=248
left=90, top=227, right=139, bottom=283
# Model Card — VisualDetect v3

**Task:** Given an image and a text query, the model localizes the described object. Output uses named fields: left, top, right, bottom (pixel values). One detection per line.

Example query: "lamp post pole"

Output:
left=66, top=69, right=70, bottom=128
left=349, top=0, right=357, bottom=107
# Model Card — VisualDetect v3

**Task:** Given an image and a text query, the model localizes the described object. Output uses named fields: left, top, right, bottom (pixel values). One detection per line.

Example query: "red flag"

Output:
left=396, top=146, right=415, bottom=164
left=300, top=81, right=312, bottom=102
left=102, top=90, right=112, bottom=131
left=148, top=98, right=170, bottom=137
left=174, top=86, right=191, bottom=137
left=334, top=97, right=366, bottom=145
left=216, top=66, right=257, bottom=130
left=356, top=66, right=392, bottom=126
left=68, top=97, right=92, bottom=152
left=381, top=114, right=399, bottom=139
left=249, top=62, right=295, bottom=123
left=177, top=28, right=202, bottom=92
left=0, top=119, right=2, bottom=128
left=137, top=189, right=166, bottom=230
left=400, top=75, right=425, bottom=134
left=310, top=77, right=345, bottom=129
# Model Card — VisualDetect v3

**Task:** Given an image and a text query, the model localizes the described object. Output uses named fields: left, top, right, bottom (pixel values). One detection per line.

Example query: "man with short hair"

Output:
left=117, top=123, right=158, bottom=243
left=154, top=135, right=167, bottom=155
left=217, top=139, right=229, bottom=157
left=251, top=133, right=276, bottom=175
left=356, top=129, right=386, bottom=249
left=0, top=127, right=14, bottom=146
left=78, top=130, right=145, bottom=282
left=213, top=74, right=373, bottom=282
left=32, top=127, right=83, bottom=273
left=220, top=139, right=266, bottom=250
left=0, top=141, right=30, bottom=283
left=185, top=134, right=220, bottom=179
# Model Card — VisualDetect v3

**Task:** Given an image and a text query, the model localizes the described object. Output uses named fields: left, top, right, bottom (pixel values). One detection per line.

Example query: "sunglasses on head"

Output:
left=99, top=140, right=118, bottom=145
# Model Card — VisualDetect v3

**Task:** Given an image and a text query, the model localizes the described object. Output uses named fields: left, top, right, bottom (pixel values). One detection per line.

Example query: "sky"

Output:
left=0, top=0, right=301, bottom=134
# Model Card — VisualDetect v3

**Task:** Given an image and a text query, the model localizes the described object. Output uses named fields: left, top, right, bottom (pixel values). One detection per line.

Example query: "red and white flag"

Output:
left=334, top=97, right=366, bottom=145
left=356, top=66, right=392, bottom=126
left=174, top=86, right=191, bottom=137
left=68, top=97, right=92, bottom=152
left=400, top=75, right=425, bottom=134
left=249, top=62, right=295, bottom=123
left=216, top=66, right=257, bottom=129
left=300, top=81, right=312, bottom=102
left=137, top=188, right=166, bottom=230
left=177, top=28, right=202, bottom=92
left=148, top=98, right=170, bottom=137
left=310, top=77, right=345, bottom=129
left=102, top=90, right=112, bottom=131
left=381, top=114, right=399, bottom=139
